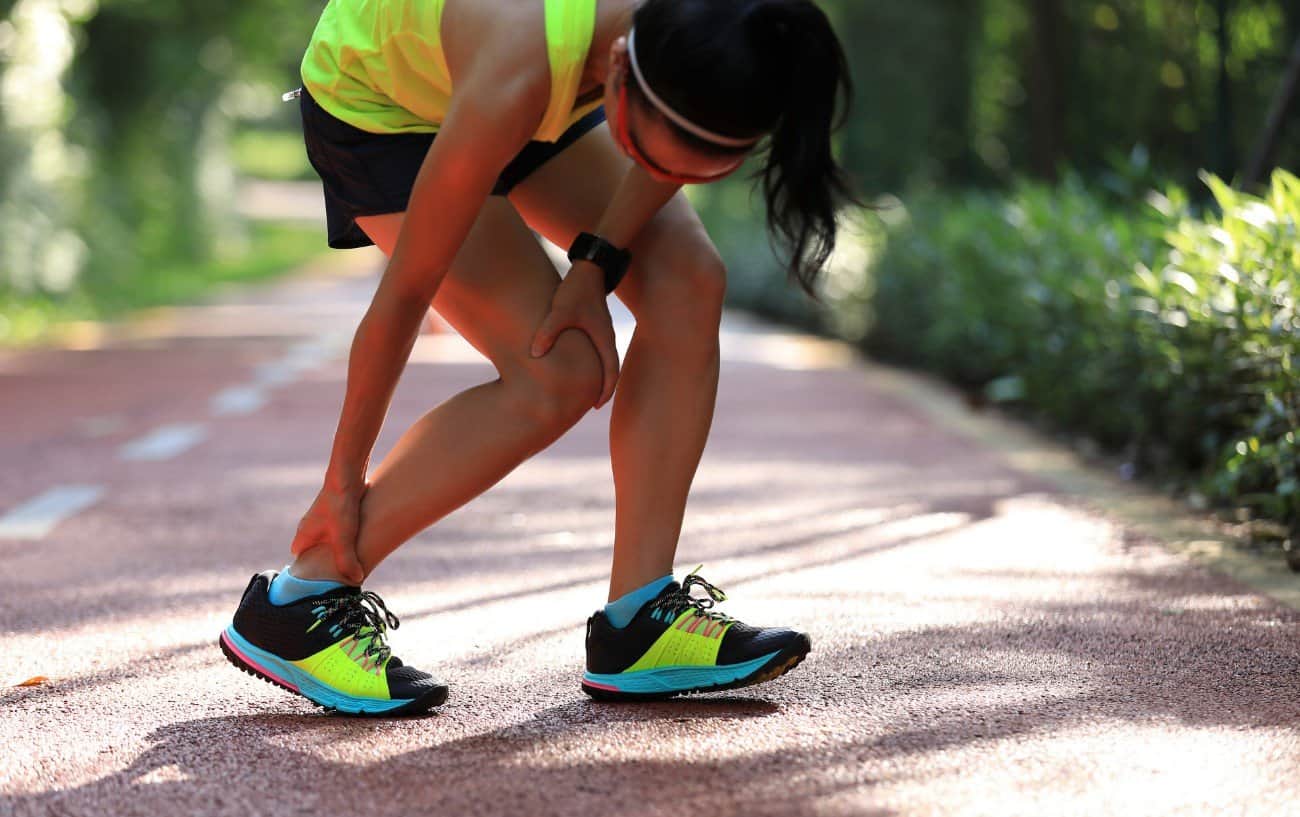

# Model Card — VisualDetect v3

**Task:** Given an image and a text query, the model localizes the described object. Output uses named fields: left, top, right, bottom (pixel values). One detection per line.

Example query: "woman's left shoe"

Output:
left=581, top=567, right=811, bottom=700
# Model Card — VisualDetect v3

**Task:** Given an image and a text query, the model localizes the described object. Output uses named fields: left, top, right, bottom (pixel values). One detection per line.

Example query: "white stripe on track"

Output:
left=252, top=334, right=346, bottom=388
left=118, top=424, right=208, bottom=462
left=0, top=485, right=105, bottom=539
left=210, top=386, right=268, bottom=417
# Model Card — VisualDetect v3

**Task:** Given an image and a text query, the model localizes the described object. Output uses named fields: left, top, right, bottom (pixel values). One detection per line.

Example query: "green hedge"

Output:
left=849, top=170, right=1300, bottom=534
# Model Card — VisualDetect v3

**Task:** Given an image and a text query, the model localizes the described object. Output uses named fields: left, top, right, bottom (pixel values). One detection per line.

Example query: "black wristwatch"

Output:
left=567, top=232, right=632, bottom=294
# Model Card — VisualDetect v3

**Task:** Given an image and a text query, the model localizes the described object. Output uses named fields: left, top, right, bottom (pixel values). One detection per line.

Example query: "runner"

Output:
left=219, top=0, right=855, bottom=714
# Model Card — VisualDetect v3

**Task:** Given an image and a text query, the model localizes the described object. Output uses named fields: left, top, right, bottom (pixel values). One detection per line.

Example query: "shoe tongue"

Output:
left=316, top=584, right=361, bottom=602
left=654, top=580, right=682, bottom=600
left=288, top=584, right=361, bottom=609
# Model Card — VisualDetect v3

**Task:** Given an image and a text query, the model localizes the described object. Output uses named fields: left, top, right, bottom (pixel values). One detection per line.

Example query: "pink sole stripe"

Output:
left=583, top=680, right=621, bottom=691
left=222, top=632, right=301, bottom=693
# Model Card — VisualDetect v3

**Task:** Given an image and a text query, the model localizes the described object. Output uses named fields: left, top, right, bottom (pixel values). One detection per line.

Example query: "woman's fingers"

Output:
left=332, top=545, right=366, bottom=586
left=592, top=321, right=620, bottom=408
left=289, top=528, right=364, bottom=584
left=289, top=518, right=316, bottom=556
left=529, top=309, right=562, bottom=358
left=288, top=502, right=366, bottom=585
left=529, top=296, right=619, bottom=407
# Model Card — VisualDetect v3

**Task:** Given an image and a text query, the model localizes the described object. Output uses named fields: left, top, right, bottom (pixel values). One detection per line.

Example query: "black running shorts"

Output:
left=298, top=86, right=607, bottom=249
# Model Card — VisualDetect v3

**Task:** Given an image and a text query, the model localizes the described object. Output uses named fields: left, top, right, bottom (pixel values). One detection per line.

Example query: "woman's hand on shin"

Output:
left=529, top=261, right=620, bottom=409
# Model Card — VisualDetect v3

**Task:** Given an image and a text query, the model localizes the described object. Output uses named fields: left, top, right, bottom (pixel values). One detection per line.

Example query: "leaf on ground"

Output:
left=15, top=676, right=50, bottom=687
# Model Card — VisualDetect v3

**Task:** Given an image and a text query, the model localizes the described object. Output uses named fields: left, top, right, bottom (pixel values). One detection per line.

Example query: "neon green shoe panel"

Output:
left=293, top=636, right=392, bottom=700
left=626, top=610, right=730, bottom=671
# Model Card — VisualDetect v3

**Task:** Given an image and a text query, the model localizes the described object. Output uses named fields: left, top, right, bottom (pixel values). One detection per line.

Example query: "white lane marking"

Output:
left=118, top=424, right=208, bottom=462
left=252, top=360, right=300, bottom=387
left=252, top=333, right=348, bottom=388
left=209, top=331, right=350, bottom=418
left=0, top=485, right=105, bottom=539
left=210, top=386, right=268, bottom=417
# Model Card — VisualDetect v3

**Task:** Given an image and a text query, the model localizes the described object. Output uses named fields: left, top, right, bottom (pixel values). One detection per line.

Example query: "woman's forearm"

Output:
left=593, top=166, right=680, bottom=248
left=322, top=288, right=434, bottom=493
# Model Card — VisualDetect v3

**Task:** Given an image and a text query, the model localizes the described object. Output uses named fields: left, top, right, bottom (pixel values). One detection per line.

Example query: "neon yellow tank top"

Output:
left=300, top=0, right=602, bottom=143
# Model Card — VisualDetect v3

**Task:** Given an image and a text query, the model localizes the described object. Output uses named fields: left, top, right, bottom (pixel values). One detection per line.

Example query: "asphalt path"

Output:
left=2, top=251, right=1298, bottom=817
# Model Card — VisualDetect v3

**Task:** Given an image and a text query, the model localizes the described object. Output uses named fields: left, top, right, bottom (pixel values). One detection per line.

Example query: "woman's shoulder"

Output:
left=441, top=0, right=551, bottom=75
left=441, top=3, right=549, bottom=95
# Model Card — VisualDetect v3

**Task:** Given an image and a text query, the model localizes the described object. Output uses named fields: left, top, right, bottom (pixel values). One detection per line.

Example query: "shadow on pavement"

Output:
left=12, top=575, right=1299, bottom=816
left=8, top=697, right=859, bottom=817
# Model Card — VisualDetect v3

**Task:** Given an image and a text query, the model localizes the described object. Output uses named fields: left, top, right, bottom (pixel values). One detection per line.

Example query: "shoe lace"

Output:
left=316, top=590, right=400, bottom=663
left=648, top=565, right=735, bottom=625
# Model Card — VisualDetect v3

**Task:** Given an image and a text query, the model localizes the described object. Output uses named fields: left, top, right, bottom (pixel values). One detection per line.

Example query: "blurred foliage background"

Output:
left=0, top=0, right=315, bottom=341
left=1, top=0, right=1299, bottom=549
left=696, top=0, right=1300, bottom=554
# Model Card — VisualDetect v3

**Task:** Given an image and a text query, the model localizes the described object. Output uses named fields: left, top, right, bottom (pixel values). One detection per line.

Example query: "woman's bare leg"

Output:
left=291, top=198, right=602, bottom=581
left=509, top=126, right=728, bottom=602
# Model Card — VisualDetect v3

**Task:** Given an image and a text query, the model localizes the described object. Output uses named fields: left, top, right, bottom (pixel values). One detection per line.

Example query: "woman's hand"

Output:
left=530, top=262, right=620, bottom=409
left=289, top=483, right=367, bottom=585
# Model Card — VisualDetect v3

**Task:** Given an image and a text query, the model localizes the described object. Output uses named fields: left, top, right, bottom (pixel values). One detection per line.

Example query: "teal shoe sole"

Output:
left=581, top=633, right=811, bottom=701
left=220, top=625, right=447, bottom=716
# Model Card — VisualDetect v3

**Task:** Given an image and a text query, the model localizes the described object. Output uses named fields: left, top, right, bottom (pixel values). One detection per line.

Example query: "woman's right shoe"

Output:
left=581, top=567, right=812, bottom=700
left=219, top=571, right=448, bottom=715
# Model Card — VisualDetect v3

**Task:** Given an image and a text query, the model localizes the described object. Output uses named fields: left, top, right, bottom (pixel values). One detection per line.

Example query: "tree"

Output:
left=1025, top=0, right=1067, bottom=181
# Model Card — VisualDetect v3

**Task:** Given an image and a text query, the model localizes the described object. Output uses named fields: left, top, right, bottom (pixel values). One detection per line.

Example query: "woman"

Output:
left=219, top=0, right=854, bottom=714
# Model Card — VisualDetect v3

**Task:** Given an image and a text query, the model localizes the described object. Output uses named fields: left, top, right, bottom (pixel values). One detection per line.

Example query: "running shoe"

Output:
left=219, top=571, right=448, bottom=715
left=581, top=567, right=811, bottom=700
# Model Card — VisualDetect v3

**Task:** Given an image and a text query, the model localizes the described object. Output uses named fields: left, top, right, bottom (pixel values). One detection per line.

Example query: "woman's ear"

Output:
left=608, top=35, right=629, bottom=81
left=603, top=35, right=630, bottom=118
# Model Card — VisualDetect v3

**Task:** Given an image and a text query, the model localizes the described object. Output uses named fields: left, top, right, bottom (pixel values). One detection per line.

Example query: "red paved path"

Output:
left=1, top=254, right=1298, bottom=816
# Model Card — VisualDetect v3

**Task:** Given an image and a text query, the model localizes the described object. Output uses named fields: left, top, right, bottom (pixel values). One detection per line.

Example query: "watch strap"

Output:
left=567, top=232, right=632, bottom=294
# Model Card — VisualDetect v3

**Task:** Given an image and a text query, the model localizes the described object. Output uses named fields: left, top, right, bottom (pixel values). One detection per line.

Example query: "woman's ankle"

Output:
left=289, top=546, right=357, bottom=585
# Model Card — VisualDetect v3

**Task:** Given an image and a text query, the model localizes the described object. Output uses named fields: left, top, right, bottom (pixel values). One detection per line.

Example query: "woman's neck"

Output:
left=585, top=0, right=637, bottom=88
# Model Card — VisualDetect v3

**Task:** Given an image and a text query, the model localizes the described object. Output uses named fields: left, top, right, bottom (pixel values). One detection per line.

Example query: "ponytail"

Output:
left=632, top=0, right=857, bottom=296
left=747, top=0, right=856, bottom=297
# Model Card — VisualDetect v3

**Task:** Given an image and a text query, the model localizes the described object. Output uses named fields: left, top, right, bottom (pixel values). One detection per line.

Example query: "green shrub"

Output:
left=1159, top=173, right=1300, bottom=524
left=866, top=178, right=1173, bottom=447
left=851, top=170, right=1300, bottom=533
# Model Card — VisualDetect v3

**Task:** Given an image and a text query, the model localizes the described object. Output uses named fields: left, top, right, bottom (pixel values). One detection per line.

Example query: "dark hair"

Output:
left=630, top=0, right=856, bottom=296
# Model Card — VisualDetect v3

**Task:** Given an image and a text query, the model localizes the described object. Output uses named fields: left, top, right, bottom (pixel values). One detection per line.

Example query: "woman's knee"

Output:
left=503, top=328, right=603, bottom=431
left=633, top=239, right=728, bottom=335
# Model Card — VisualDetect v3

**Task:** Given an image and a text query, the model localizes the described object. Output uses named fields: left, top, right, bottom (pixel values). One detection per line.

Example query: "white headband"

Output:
left=626, top=28, right=764, bottom=149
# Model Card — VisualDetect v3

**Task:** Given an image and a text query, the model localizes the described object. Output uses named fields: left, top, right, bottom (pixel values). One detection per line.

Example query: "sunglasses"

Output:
left=614, top=73, right=747, bottom=186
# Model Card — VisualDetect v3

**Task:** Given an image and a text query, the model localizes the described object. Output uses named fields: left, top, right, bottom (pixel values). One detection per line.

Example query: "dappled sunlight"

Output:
left=7, top=464, right=1300, bottom=813
left=856, top=722, right=1300, bottom=814
left=235, top=464, right=339, bottom=490
left=717, top=329, right=858, bottom=371
left=3, top=601, right=229, bottom=683
left=131, top=763, right=192, bottom=786
left=12, top=621, right=1297, bottom=813
left=405, top=309, right=860, bottom=373
left=1153, top=593, right=1274, bottom=613
left=406, top=331, right=493, bottom=367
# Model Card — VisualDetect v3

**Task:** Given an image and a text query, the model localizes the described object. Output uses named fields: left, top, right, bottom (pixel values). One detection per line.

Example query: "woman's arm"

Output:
left=530, top=164, right=681, bottom=409
left=588, top=163, right=682, bottom=248
left=293, top=70, right=548, bottom=581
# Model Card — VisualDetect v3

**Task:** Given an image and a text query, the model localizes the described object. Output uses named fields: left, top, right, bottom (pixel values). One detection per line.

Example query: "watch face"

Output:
left=568, top=234, right=628, bottom=290
left=569, top=233, right=598, bottom=263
